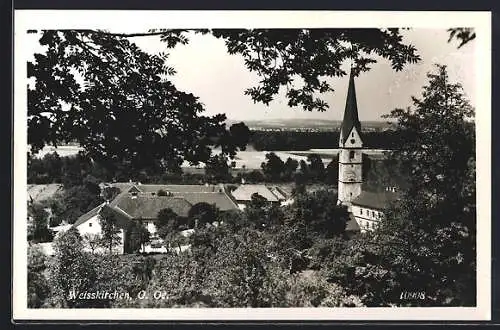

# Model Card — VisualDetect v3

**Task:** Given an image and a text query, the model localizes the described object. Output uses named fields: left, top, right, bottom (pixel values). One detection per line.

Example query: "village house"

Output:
left=350, top=188, right=399, bottom=232
left=230, top=184, right=291, bottom=210
left=73, top=183, right=239, bottom=253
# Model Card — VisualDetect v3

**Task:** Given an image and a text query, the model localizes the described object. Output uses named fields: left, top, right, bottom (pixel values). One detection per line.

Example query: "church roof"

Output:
left=340, top=69, right=362, bottom=143
left=351, top=191, right=400, bottom=210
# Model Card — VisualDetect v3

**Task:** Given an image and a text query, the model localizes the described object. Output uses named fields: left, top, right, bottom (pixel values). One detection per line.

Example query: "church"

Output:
left=337, top=70, right=399, bottom=232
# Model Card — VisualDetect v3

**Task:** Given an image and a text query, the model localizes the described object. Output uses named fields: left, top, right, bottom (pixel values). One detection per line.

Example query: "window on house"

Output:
left=352, top=132, right=354, bottom=137
left=89, top=222, right=92, bottom=227
left=349, top=151, right=355, bottom=159
left=360, top=209, right=363, bottom=215
left=351, top=139, right=355, bottom=144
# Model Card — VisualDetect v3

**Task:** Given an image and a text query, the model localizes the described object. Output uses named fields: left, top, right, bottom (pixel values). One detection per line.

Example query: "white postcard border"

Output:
left=13, top=10, right=492, bottom=321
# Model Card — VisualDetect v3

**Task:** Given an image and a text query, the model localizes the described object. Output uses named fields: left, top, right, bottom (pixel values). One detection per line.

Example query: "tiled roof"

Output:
left=106, top=183, right=239, bottom=212
left=351, top=191, right=400, bottom=210
left=109, top=183, right=222, bottom=194
left=100, top=204, right=133, bottom=229
left=73, top=202, right=105, bottom=227
left=231, top=184, right=281, bottom=202
left=177, top=192, right=239, bottom=211
left=115, top=195, right=192, bottom=219
left=72, top=202, right=133, bottom=229
left=142, top=184, right=223, bottom=193
left=269, top=186, right=289, bottom=200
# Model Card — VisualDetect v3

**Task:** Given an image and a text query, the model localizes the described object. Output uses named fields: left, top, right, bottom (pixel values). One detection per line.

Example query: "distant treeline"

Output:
left=249, top=130, right=403, bottom=151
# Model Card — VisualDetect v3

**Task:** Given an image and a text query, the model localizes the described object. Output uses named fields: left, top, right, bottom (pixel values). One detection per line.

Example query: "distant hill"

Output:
left=226, top=118, right=394, bottom=131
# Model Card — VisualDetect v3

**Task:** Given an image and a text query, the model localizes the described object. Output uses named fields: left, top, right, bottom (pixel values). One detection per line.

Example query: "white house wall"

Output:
left=351, top=205, right=384, bottom=232
left=77, top=214, right=103, bottom=235
left=76, top=214, right=125, bottom=254
left=144, top=220, right=157, bottom=235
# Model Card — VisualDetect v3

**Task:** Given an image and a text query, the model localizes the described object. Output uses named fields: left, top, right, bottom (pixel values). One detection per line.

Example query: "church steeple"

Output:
left=337, top=69, right=363, bottom=205
left=340, top=69, right=362, bottom=145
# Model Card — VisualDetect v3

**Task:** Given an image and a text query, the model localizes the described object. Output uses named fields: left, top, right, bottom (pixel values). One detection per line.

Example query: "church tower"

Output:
left=338, top=70, right=363, bottom=205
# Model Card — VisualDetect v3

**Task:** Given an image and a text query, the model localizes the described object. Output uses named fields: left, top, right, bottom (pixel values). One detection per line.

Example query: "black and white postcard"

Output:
left=13, top=10, right=491, bottom=321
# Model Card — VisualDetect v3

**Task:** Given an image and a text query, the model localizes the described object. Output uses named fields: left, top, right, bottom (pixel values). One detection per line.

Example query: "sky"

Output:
left=133, top=29, right=476, bottom=121
left=26, top=28, right=476, bottom=122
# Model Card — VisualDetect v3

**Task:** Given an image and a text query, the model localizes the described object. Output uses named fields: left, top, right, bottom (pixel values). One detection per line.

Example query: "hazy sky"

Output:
left=27, top=28, right=476, bottom=122
left=134, top=29, right=476, bottom=122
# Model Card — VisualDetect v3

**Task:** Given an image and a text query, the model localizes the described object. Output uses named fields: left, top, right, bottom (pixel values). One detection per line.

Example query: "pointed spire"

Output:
left=340, top=68, right=362, bottom=143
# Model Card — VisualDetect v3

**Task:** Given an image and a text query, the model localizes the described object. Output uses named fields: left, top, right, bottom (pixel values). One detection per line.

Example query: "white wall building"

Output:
left=350, top=189, right=399, bottom=233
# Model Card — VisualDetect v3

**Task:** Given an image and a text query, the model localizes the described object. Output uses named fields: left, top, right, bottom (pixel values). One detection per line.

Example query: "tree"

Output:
left=27, top=245, right=50, bottom=308
left=325, top=156, right=339, bottom=185
left=228, top=122, right=251, bottom=152
left=29, top=27, right=476, bottom=169
left=289, top=189, right=349, bottom=238
left=157, top=189, right=170, bottom=197
left=82, top=233, right=101, bottom=254
left=244, top=193, right=283, bottom=230
left=244, top=170, right=265, bottom=183
left=155, top=207, right=181, bottom=240
left=203, top=230, right=290, bottom=307
left=49, top=183, right=104, bottom=225
left=218, top=209, right=247, bottom=233
left=188, top=202, right=218, bottom=229
left=207, top=29, right=420, bottom=111
left=98, top=208, right=122, bottom=254
left=27, top=203, right=53, bottom=242
left=102, top=186, right=121, bottom=201
left=362, top=157, right=406, bottom=193
left=48, top=227, right=98, bottom=307
left=298, top=159, right=310, bottom=182
left=447, top=28, right=476, bottom=48
left=27, top=28, right=425, bottom=172
left=261, top=152, right=285, bottom=182
left=306, top=154, right=325, bottom=182
left=283, top=157, right=299, bottom=181
left=28, top=30, right=244, bottom=172
left=204, top=154, right=231, bottom=182
left=382, top=65, right=475, bottom=306
left=127, top=221, right=151, bottom=253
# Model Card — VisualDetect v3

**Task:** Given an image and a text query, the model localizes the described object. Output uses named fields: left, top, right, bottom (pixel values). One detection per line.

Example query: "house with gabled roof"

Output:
left=350, top=189, right=400, bottom=232
left=73, top=183, right=239, bottom=253
left=72, top=203, right=131, bottom=254
left=230, top=184, right=290, bottom=210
